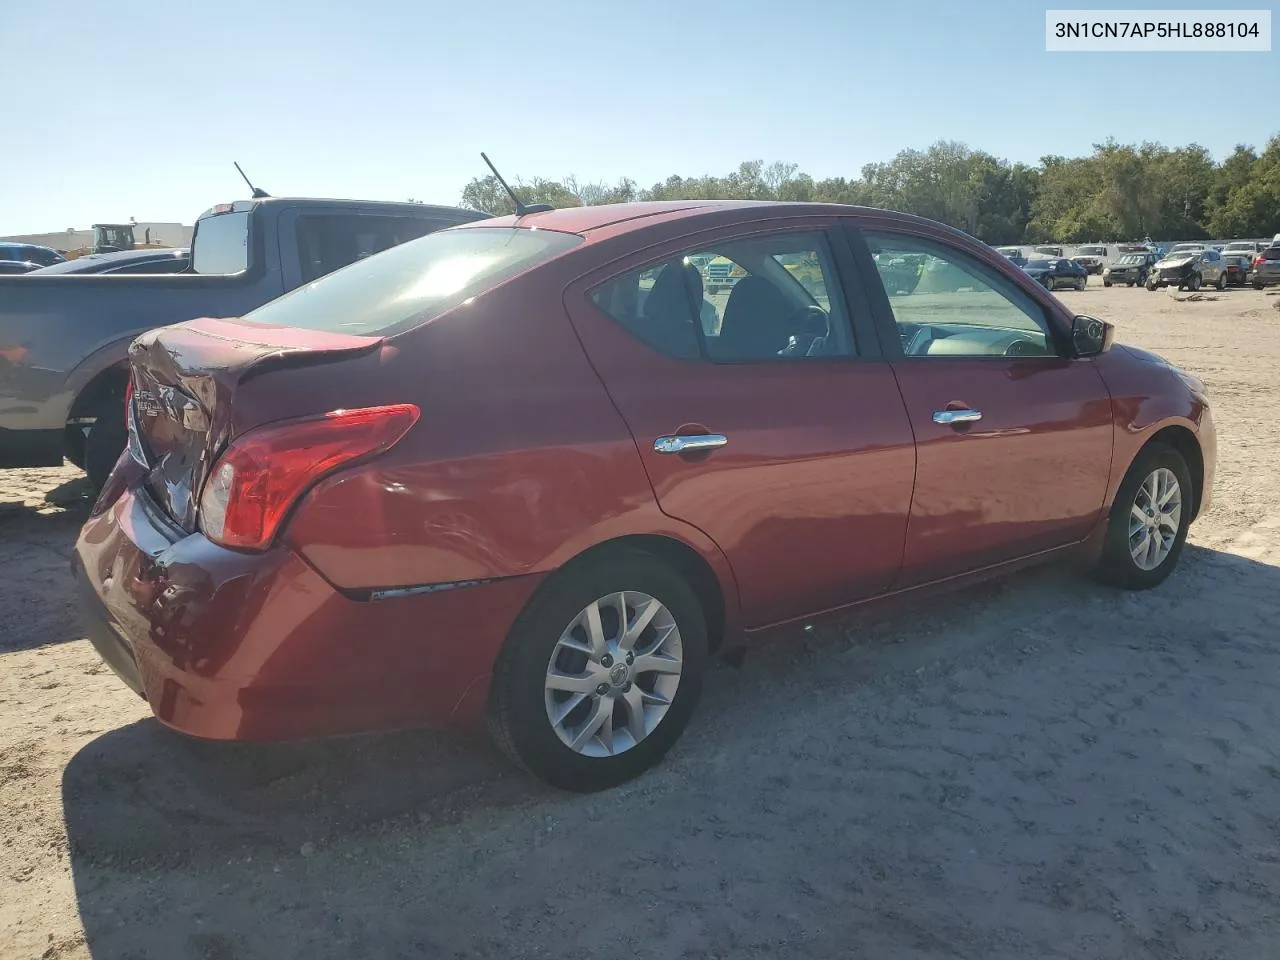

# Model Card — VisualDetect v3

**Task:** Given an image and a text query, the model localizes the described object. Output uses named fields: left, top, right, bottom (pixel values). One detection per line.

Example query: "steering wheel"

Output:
left=777, top=305, right=831, bottom=358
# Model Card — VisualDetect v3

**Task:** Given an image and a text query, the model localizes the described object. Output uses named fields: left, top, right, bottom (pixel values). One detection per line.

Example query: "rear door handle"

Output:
left=932, top=408, right=982, bottom=425
left=654, top=434, right=728, bottom=454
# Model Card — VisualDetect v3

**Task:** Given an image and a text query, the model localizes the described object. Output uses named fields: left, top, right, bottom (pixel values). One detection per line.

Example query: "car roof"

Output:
left=195, top=197, right=488, bottom=221
left=451, top=199, right=965, bottom=243
left=0, top=241, right=58, bottom=252
left=30, top=247, right=189, bottom=273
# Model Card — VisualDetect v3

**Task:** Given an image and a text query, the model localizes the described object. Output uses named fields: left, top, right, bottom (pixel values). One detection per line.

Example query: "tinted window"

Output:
left=192, top=211, right=250, bottom=275
left=866, top=232, right=1055, bottom=358
left=590, top=232, right=855, bottom=362
left=23, top=247, right=62, bottom=266
left=245, top=226, right=581, bottom=336
left=295, top=214, right=444, bottom=283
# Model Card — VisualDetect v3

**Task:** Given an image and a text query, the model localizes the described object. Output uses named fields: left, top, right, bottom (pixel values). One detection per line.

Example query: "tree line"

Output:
left=458, top=136, right=1280, bottom=244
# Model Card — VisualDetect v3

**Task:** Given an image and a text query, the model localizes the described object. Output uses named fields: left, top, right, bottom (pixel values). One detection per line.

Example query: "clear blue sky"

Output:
left=2, top=0, right=1276, bottom=234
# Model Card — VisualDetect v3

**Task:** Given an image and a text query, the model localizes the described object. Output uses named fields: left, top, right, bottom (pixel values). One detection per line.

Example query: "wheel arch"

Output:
left=67, top=360, right=129, bottom=422
left=541, top=534, right=734, bottom=653
left=1145, top=424, right=1205, bottom=520
left=64, top=360, right=129, bottom=465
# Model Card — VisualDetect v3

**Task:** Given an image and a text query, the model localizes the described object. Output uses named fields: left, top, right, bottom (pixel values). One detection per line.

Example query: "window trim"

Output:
left=844, top=223, right=1074, bottom=361
left=577, top=220, right=884, bottom=365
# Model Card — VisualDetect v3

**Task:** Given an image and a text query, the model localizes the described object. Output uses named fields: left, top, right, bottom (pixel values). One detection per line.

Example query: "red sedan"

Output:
left=74, top=201, right=1215, bottom=791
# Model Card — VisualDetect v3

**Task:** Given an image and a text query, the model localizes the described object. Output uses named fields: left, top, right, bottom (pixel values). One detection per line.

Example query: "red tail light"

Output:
left=1256, top=255, right=1266, bottom=267
left=198, top=404, right=419, bottom=551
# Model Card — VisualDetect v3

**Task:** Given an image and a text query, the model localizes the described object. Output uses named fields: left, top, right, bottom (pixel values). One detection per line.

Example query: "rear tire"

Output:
left=83, top=401, right=127, bottom=491
left=1096, top=443, right=1193, bottom=591
left=1255, top=280, right=1265, bottom=290
left=488, top=547, right=708, bottom=791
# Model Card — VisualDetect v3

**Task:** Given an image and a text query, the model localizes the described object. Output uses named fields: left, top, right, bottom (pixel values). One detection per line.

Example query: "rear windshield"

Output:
left=192, top=211, right=251, bottom=275
left=1078, top=246, right=1107, bottom=256
left=243, top=226, right=582, bottom=336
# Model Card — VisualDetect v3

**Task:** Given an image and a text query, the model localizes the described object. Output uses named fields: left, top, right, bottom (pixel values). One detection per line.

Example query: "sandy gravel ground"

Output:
left=2, top=284, right=1280, bottom=960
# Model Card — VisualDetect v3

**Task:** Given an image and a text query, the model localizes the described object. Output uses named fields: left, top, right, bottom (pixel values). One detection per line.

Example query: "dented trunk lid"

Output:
left=127, top=317, right=383, bottom=532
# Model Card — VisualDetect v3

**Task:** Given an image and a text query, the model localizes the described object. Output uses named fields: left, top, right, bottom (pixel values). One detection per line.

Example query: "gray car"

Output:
left=1252, top=246, right=1280, bottom=289
left=1147, top=248, right=1228, bottom=292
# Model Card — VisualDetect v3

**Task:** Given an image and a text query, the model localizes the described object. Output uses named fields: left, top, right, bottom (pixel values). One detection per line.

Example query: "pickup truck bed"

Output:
left=0, top=197, right=486, bottom=485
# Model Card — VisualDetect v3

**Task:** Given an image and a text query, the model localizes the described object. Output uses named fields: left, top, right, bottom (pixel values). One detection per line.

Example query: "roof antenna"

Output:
left=481, top=152, right=552, bottom=216
left=234, top=161, right=270, bottom=199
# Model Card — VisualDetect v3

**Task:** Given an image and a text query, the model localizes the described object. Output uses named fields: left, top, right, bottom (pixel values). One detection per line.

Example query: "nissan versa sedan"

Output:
left=74, top=201, right=1216, bottom=792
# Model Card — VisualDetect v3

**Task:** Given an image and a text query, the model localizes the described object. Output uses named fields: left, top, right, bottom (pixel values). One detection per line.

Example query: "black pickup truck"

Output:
left=0, top=197, right=486, bottom=487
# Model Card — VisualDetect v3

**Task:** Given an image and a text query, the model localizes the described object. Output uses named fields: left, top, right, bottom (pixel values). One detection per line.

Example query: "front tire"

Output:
left=1188, top=273, right=1202, bottom=292
left=1216, top=271, right=1226, bottom=291
left=1096, top=444, right=1193, bottom=590
left=488, top=548, right=708, bottom=791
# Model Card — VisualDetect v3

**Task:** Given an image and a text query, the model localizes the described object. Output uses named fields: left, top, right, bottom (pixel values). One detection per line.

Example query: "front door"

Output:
left=564, top=223, right=916, bottom=628
left=855, top=227, right=1114, bottom=587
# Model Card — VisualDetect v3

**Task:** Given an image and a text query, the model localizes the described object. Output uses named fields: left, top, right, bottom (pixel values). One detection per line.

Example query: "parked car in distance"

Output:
left=74, top=200, right=1216, bottom=792
left=0, top=260, right=42, bottom=274
left=1223, top=240, right=1267, bottom=259
left=1071, top=244, right=1116, bottom=274
left=0, top=242, right=65, bottom=268
left=0, top=197, right=488, bottom=488
left=1147, top=247, right=1228, bottom=291
left=1252, top=245, right=1280, bottom=289
left=1103, top=252, right=1159, bottom=287
left=1022, top=255, right=1088, bottom=291
left=29, top=248, right=190, bottom=275
left=1222, top=253, right=1253, bottom=287
left=995, top=246, right=1029, bottom=266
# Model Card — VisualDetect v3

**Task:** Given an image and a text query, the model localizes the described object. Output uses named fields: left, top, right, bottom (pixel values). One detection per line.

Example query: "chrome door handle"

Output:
left=933, top=408, right=982, bottom=425
left=654, top=434, right=728, bottom=454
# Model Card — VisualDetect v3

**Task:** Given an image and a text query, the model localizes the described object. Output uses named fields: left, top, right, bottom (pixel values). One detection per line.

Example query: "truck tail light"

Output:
left=199, top=404, right=419, bottom=551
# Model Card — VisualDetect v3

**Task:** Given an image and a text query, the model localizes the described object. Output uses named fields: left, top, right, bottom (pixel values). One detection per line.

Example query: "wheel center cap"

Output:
left=609, top=663, right=629, bottom=687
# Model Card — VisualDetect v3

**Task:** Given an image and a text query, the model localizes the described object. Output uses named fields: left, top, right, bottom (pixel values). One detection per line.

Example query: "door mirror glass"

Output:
left=1072, top=315, right=1114, bottom=357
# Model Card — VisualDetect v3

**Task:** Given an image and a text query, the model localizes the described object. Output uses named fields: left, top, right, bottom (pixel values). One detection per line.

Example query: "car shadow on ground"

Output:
left=59, top=543, right=1280, bottom=958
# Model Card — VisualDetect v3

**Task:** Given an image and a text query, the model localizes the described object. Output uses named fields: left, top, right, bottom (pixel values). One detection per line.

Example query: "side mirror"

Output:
left=1072, top=315, right=1114, bottom=357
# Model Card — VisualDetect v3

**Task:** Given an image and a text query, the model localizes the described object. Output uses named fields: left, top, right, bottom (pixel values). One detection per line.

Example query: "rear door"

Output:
left=851, top=225, right=1114, bottom=587
left=564, top=220, right=916, bottom=629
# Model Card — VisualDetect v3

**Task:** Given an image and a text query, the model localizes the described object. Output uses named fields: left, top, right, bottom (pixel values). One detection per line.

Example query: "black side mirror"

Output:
left=1072, top=314, right=1114, bottom=357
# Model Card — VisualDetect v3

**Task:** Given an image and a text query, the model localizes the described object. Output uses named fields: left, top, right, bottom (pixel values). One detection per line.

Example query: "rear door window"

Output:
left=244, top=226, right=581, bottom=336
left=590, top=231, right=855, bottom=362
left=294, top=214, right=445, bottom=283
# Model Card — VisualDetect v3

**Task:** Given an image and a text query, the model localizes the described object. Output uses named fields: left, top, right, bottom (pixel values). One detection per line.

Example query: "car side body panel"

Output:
left=281, top=274, right=744, bottom=636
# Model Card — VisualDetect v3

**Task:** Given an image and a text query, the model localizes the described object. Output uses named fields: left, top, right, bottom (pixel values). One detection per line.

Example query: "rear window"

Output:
left=1078, top=246, right=1107, bottom=256
left=243, top=226, right=582, bottom=336
left=192, top=211, right=251, bottom=275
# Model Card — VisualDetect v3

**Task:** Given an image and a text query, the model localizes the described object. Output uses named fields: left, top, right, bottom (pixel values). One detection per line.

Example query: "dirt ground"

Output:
left=3, top=282, right=1280, bottom=960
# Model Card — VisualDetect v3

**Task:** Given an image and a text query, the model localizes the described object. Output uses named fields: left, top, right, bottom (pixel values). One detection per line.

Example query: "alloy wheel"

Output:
left=1128, top=467, right=1182, bottom=571
left=543, top=591, right=683, bottom=758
